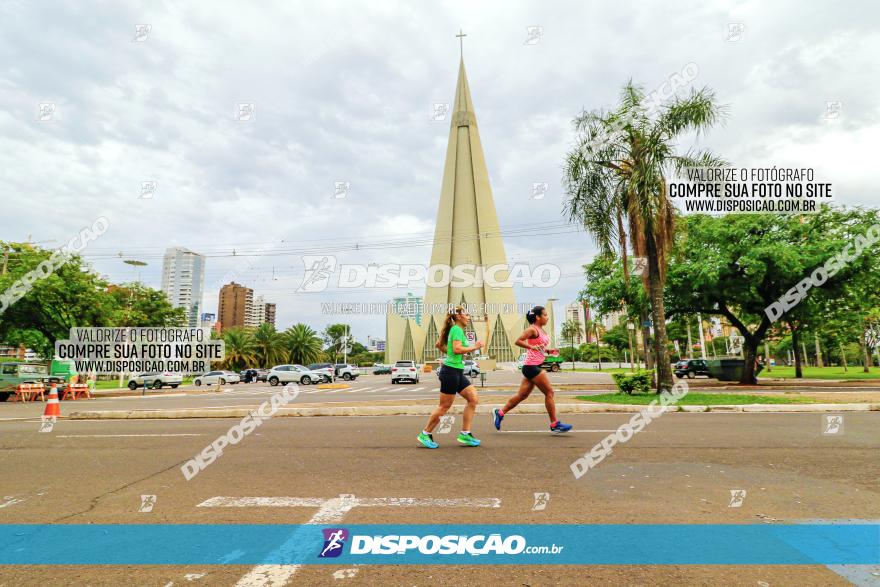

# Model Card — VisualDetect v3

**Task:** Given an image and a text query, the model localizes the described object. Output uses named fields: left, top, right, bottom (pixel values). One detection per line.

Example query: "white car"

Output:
left=193, top=370, right=240, bottom=386
left=391, top=360, right=420, bottom=384
left=127, top=371, right=183, bottom=390
left=267, top=364, right=323, bottom=386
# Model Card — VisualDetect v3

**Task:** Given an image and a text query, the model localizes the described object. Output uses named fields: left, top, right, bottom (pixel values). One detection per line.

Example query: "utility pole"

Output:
left=764, top=342, right=772, bottom=372
left=801, top=341, right=810, bottom=368
left=839, top=341, right=848, bottom=372
left=1, top=244, right=8, bottom=275
left=814, top=333, right=824, bottom=368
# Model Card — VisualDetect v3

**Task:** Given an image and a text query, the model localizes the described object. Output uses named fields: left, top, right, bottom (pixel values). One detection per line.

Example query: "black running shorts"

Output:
left=522, top=365, right=543, bottom=380
left=439, top=365, right=471, bottom=395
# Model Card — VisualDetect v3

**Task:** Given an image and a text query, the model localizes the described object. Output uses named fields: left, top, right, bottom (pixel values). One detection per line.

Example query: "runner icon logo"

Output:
left=319, top=528, right=349, bottom=558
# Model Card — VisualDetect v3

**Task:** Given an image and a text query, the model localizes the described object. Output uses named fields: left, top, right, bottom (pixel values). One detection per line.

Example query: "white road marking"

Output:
left=56, top=433, right=205, bottom=438
left=233, top=495, right=356, bottom=587
left=0, top=497, right=24, bottom=509
left=222, top=493, right=502, bottom=587
left=332, top=567, right=359, bottom=579
left=500, top=429, right=627, bottom=433
left=200, top=496, right=501, bottom=509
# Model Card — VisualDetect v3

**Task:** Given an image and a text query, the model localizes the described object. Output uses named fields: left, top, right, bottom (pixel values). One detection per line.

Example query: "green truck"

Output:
left=0, top=360, right=78, bottom=401
left=516, top=352, right=565, bottom=372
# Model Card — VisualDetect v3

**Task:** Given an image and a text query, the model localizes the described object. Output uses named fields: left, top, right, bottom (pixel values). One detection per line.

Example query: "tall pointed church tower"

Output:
left=386, top=57, right=521, bottom=364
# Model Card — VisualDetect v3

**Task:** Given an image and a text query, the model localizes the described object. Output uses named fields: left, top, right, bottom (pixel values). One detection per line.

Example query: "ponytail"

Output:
left=440, top=306, right=466, bottom=344
left=526, top=305, right=545, bottom=325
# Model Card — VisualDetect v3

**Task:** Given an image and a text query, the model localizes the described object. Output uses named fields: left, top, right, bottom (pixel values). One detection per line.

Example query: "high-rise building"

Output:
left=161, top=247, right=205, bottom=328
left=386, top=56, right=521, bottom=363
left=218, top=285, right=274, bottom=330
left=264, top=303, right=276, bottom=328
left=246, top=295, right=266, bottom=328
left=218, top=282, right=252, bottom=331
left=564, top=302, right=588, bottom=345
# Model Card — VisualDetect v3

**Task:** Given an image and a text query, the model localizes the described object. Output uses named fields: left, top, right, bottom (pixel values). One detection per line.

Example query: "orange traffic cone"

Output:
left=43, top=384, right=61, bottom=418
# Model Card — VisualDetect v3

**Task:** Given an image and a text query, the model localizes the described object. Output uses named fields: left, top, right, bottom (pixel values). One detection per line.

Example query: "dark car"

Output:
left=674, top=359, right=710, bottom=379
left=239, top=369, right=269, bottom=383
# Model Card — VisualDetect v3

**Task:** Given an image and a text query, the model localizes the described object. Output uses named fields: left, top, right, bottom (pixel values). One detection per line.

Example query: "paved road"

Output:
left=1, top=412, right=877, bottom=585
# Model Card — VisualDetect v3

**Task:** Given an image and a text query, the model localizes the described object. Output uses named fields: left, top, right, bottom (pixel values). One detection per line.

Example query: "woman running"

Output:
left=417, top=306, right=483, bottom=448
left=493, top=305, right=572, bottom=433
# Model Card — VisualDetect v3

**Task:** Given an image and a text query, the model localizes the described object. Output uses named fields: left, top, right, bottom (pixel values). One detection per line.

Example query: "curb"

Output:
left=67, top=402, right=880, bottom=420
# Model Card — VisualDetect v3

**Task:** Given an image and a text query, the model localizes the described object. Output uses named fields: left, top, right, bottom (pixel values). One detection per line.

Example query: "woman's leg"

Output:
left=530, top=371, right=557, bottom=423
left=424, top=393, right=456, bottom=433
left=458, top=386, right=480, bottom=432
left=501, top=378, right=535, bottom=414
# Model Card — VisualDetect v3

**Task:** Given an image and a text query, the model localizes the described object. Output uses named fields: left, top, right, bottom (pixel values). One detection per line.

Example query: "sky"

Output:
left=2, top=0, right=877, bottom=342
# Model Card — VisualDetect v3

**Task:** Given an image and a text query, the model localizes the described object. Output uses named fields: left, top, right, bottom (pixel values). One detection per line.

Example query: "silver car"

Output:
left=127, top=371, right=183, bottom=390
left=193, top=370, right=241, bottom=386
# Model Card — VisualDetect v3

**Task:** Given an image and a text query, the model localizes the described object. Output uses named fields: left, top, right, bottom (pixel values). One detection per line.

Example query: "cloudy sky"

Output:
left=2, top=0, right=877, bottom=342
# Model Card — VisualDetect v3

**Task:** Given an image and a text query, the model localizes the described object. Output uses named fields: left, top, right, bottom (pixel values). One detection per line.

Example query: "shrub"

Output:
left=612, top=370, right=654, bottom=394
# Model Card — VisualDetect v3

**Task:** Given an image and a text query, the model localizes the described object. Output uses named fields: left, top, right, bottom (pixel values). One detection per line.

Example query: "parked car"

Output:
left=193, top=370, right=240, bottom=386
left=238, top=368, right=269, bottom=383
left=267, top=364, right=323, bottom=386
left=334, top=363, right=360, bottom=380
left=463, top=360, right=480, bottom=378
left=307, top=363, right=335, bottom=383
left=372, top=363, right=392, bottom=375
left=391, top=360, right=420, bottom=384
left=674, top=359, right=710, bottom=379
left=516, top=352, right=564, bottom=372
left=127, top=371, right=183, bottom=390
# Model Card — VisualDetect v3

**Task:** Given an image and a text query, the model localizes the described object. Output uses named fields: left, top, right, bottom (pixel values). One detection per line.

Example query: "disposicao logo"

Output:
left=319, top=528, right=349, bottom=558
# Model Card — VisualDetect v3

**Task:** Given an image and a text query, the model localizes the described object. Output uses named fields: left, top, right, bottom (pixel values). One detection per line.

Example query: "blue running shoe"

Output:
left=493, top=408, right=504, bottom=430
left=417, top=431, right=439, bottom=448
left=550, top=421, right=572, bottom=434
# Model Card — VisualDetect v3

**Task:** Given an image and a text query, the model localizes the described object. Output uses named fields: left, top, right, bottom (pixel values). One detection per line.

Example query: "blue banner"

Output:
left=1, top=524, right=877, bottom=565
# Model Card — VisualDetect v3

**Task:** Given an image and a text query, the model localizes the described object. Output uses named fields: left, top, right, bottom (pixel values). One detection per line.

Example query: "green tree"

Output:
left=284, top=323, right=323, bottom=365
left=108, top=282, right=186, bottom=327
left=560, top=319, right=580, bottom=371
left=564, top=82, right=727, bottom=391
left=322, top=323, right=353, bottom=363
left=221, top=328, right=257, bottom=370
left=251, top=323, right=288, bottom=368
left=665, top=208, right=880, bottom=382
left=0, top=243, right=117, bottom=357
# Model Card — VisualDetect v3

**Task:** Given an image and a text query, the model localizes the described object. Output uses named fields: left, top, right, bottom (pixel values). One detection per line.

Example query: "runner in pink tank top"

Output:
left=523, top=325, right=550, bottom=366
left=492, top=305, right=572, bottom=434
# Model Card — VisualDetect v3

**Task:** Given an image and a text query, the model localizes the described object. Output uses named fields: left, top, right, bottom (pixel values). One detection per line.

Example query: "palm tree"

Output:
left=560, top=319, right=580, bottom=371
left=252, top=323, right=287, bottom=368
left=564, top=81, right=726, bottom=391
left=221, top=327, right=257, bottom=370
left=284, top=323, right=323, bottom=365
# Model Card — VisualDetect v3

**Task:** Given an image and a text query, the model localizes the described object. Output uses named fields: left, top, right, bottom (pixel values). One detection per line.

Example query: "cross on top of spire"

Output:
left=456, top=29, right=467, bottom=58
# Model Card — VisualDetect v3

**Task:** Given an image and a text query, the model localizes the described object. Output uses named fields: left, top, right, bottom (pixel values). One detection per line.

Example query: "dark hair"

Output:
left=440, top=306, right=467, bottom=345
left=526, top=305, right=545, bottom=325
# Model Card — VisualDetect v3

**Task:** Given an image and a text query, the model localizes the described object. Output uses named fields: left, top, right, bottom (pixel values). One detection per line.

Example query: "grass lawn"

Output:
left=759, top=366, right=880, bottom=380
left=576, top=392, right=816, bottom=405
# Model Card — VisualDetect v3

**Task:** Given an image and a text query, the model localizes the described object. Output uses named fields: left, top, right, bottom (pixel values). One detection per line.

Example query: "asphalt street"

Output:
left=1, top=411, right=877, bottom=586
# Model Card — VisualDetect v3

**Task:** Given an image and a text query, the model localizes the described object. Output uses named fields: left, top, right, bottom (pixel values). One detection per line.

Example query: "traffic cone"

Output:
left=43, top=384, right=61, bottom=418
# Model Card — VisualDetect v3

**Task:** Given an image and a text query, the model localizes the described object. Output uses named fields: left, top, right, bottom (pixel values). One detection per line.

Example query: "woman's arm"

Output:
left=452, top=339, right=483, bottom=355
left=435, top=338, right=445, bottom=351
left=515, top=327, right=540, bottom=350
